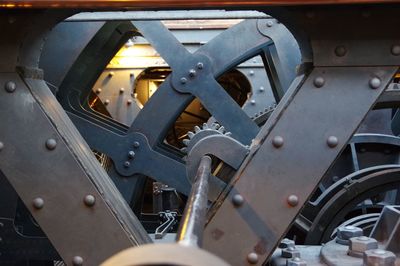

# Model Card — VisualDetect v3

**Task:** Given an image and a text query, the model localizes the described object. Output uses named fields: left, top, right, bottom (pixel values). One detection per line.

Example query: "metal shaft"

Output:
left=177, top=155, right=212, bottom=247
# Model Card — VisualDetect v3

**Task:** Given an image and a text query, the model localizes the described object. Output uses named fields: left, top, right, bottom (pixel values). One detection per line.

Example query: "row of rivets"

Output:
left=180, top=62, right=204, bottom=85
left=334, top=44, right=400, bottom=57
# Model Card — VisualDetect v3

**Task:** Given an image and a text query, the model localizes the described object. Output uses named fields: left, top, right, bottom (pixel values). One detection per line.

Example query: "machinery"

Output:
left=1, top=1, right=400, bottom=265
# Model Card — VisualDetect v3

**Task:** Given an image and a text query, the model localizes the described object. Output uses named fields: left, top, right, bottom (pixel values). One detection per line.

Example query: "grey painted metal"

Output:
left=177, top=156, right=212, bottom=247
left=66, top=10, right=268, bottom=22
left=370, top=205, right=400, bottom=254
left=203, top=66, right=397, bottom=265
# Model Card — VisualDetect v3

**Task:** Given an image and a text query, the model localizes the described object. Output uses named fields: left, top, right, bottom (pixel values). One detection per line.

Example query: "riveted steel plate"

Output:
left=0, top=73, right=150, bottom=265
left=203, top=66, right=397, bottom=265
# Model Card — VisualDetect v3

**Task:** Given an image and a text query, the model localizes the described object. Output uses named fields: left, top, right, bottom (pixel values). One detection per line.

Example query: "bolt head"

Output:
left=127, top=99, right=132, bottom=105
left=247, top=252, right=258, bottom=264
left=72, top=256, right=84, bottom=266
left=128, top=151, right=135, bottom=159
left=5, top=81, right=16, bottom=93
left=287, top=195, right=299, bottom=207
left=266, top=20, right=273, bottom=27
left=336, top=225, right=363, bottom=244
left=124, top=161, right=130, bottom=168
left=279, top=238, right=295, bottom=249
left=180, top=77, right=187, bottom=84
left=391, top=45, right=400, bottom=56
left=364, top=249, right=396, bottom=266
left=96, top=88, right=102, bottom=94
left=349, top=236, right=378, bottom=254
left=104, top=99, right=110, bottom=105
left=32, top=197, right=44, bottom=209
left=272, top=136, right=284, bottom=148
left=259, top=86, right=265, bottom=92
left=108, top=72, right=114, bottom=77
left=197, top=62, right=204, bottom=69
left=250, top=99, right=256, bottom=105
left=133, top=141, right=140, bottom=148
left=313, top=77, right=325, bottom=88
left=45, top=138, right=57, bottom=150
left=120, top=88, right=125, bottom=94
left=189, top=69, right=196, bottom=78
left=281, top=247, right=301, bottom=258
left=232, top=194, right=244, bottom=207
left=84, top=194, right=96, bottom=207
left=335, top=45, right=347, bottom=57
left=249, top=70, right=255, bottom=76
left=369, top=77, right=381, bottom=89
left=327, top=136, right=338, bottom=148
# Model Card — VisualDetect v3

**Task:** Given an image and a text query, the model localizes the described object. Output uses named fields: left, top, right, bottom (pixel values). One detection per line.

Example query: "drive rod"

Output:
left=177, top=155, right=212, bottom=247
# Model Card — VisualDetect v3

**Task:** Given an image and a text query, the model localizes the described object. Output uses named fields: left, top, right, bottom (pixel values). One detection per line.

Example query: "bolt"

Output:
left=391, top=45, right=400, bottom=56
left=189, top=69, right=196, bottom=78
left=272, top=136, right=284, bottom=148
left=336, top=225, right=363, bottom=245
left=84, top=195, right=96, bottom=207
left=287, top=257, right=307, bottom=266
left=0, top=142, right=3, bottom=151
left=120, top=88, right=125, bottom=94
left=266, top=20, right=273, bottom=27
left=45, top=139, right=57, bottom=150
left=128, top=151, right=135, bottom=159
left=313, top=77, right=325, bottom=88
left=282, top=247, right=301, bottom=258
left=180, top=77, right=187, bottom=84
left=124, top=161, right=130, bottom=168
left=250, top=99, right=256, bottom=105
left=104, top=99, right=110, bottom=105
left=327, top=136, right=338, bottom=148
left=335, top=46, right=347, bottom=57
left=5, top=81, right=16, bottom=93
left=232, top=194, right=244, bottom=207
left=348, top=236, right=378, bottom=257
left=133, top=141, right=140, bottom=148
left=32, top=197, right=44, bottom=209
left=127, top=99, right=132, bottom=105
left=279, top=238, right=295, bottom=249
left=196, top=62, right=204, bottom=69
left=369, top=77, right=381, bottom=89
left=364, top=249, right=396, bottom=266
left=96, top=88, right=102, bottom=94
left=259, top=86, right=265, bottom=92
left=72, top=256, right=84, bottom=266
left=247, top=252, right=258, bottom=264
left=108, top=72, right=114, bottom=77
left=287, top=195, right=299, bottom=207
left=249, top=70, right=255, bottom=76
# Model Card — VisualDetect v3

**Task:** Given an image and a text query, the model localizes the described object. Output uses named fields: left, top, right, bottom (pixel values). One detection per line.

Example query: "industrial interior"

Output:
left=1, top=1, right=400, bottom=266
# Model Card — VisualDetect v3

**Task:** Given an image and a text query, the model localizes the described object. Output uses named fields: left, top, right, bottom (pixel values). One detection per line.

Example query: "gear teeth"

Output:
left=202, top=123, right=209, bottom=129
left=218, top=126, right=225, bottom=133
left=212, top=123, right=220, bottom=130
left=183, top=139, right=190, bottom=145
left=225, top=132, right=232, bottom=137
left=194, top=125, right=201, bottom=133
left=188, top=131, right=195, bottom=139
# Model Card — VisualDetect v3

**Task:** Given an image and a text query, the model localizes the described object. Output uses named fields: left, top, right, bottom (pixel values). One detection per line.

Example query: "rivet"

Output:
left=232, top=194, right=244, bottom=207
left=313, top=77, right=325, bottom=88
left=128, top=151, right=135, bottom=159
left=249, top=70, right=255, bottom=76
left=180, top=77, right=187, bottom=84
left=95, top=88, right=102, bottom=94
left=119, top=88, right=125, bottom=94
left=196, top=62, right=204, bottom=69
left=369, top=77, right=381, bottom=89
left=247, top=252, right=259, bottom=264
left=72, top=256, right=84, bottom=266
left=130, top=72, right=134, bottom=77
left=250, top=99, right=256, bottom=105
left=84, top=195, right=96, bottom=207
left=272, top=136, right=284, bottom=148
left=104, top=99, right=110, bottom=105
left=108, top=72, right=114, bottom=77
left=189, top=69, right=196, bottom=78
left=0, top=142, right=3, bottom=151
left=32, top=197, right=44, bottom=209
left=133, top=141, right=140, bottom=148
left=124, top=161, right=130, bottom=168
left=45, top=139, right=57, bottom=150
left=327, top=136, right=338, bottom=148
left=127, top=99, right=132, bottom=105
left=266, top=21, right=273, bottom=27
left=334, top=46, right=347, bottom=57
left=259, top=86, right=265, bottom=92
left=391, top=45, right=400, bottom=56
left=5, top=81, right=16, bottom=93
left=287, top=195, right=299, bottom=207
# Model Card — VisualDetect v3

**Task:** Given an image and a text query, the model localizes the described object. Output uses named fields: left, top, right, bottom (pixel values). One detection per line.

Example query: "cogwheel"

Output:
left=181, top=123, right=231, bottom=153
left=250, top=104, right=276, bottom=126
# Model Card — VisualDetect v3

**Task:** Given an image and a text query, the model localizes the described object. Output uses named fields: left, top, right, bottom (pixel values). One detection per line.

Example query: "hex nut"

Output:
left=336, top=225, right=363, bottom=245
left=363, top=249, right=396, bottom=266
left=279, top=238, right=295, bottom=249
left=281, top=247, right=301, bottom=258
left=287, top=257, right=307, bottom=266
left=348, top=236, right=378, bottom=257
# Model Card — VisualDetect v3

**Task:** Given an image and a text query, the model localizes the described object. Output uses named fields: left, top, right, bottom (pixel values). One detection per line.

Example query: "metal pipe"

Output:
left=176, top=155, right=212, bottom=247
